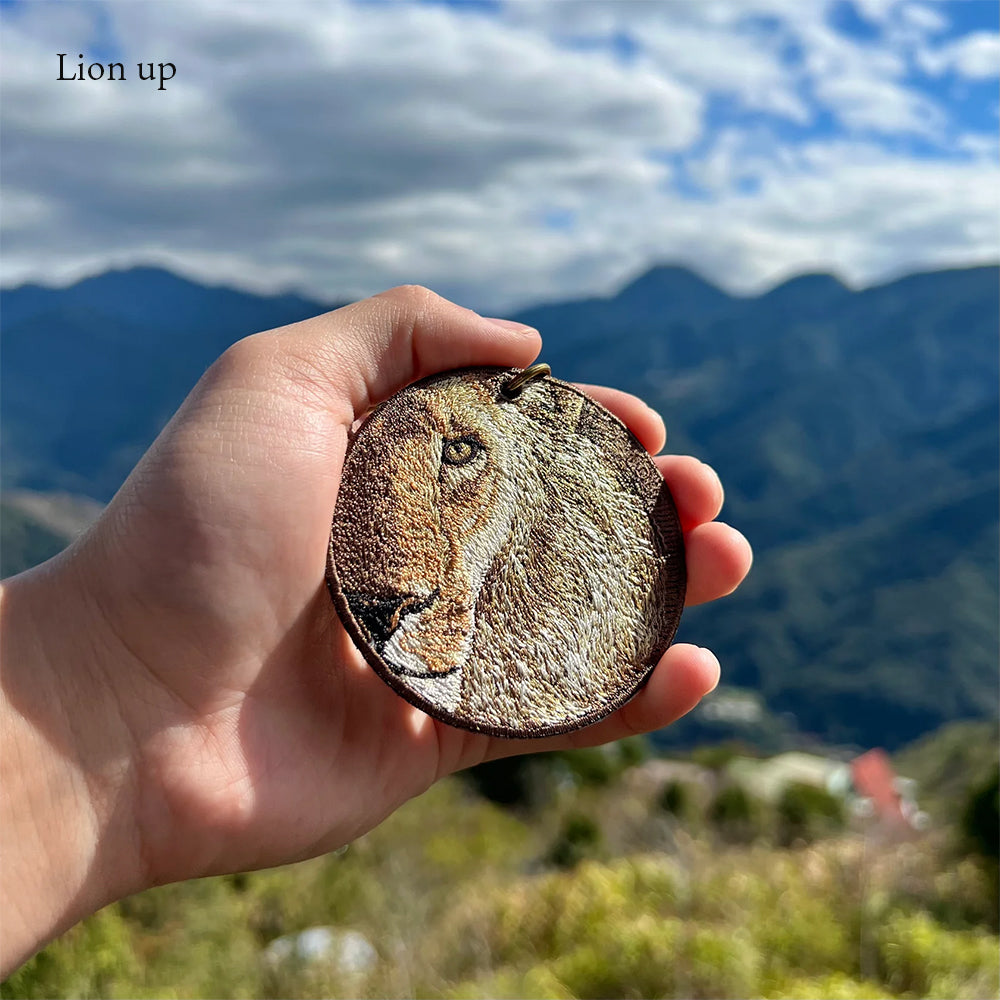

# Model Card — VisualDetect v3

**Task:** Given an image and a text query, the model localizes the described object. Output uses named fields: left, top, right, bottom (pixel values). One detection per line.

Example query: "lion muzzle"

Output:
left=345, top=588, right=473, bottom=678
left=343, top=590, right=434, bottom=645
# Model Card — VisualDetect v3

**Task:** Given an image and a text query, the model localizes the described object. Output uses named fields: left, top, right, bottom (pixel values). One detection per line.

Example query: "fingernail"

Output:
left=483, top=317, right=539, bottom=335
left=700, top=647, right=721, bottom=693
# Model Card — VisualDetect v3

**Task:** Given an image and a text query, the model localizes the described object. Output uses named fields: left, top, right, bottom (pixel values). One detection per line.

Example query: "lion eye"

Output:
left=442, top=438, right=482, bottom=466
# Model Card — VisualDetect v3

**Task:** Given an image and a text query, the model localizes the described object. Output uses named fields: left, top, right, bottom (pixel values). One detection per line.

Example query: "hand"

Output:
left=0, top=286, right=751, bottom=971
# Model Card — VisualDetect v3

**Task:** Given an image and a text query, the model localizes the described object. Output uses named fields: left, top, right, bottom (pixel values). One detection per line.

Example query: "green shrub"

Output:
left=615, top=736, right=650, bottom=770
left=755, top=876, right=853, bottom=978
left=708, top=783, right=765, bottom=844
left=658, top=780, right=694, bottom=820
left=548, top=914, right=682, bottom=999
left=875, top=910, right=1000, bottom=999
left=776, top=782, right=845, bottom=846
left=690, top=742, right=753, bottom=772
left=443, top=964, right=574, bottom=999
left=1, top=907, right=138, bottom=1000
left=764, top=971, right=895, bottom=998
left=459, top=856, right=679, bottom=972
left=452, top=915, right=762, bottom=1000
left=553, top=748, right=618, bottom=788
left=679, top=925, right=762, bottom=998
left=547, top=813, right=603, bottom=869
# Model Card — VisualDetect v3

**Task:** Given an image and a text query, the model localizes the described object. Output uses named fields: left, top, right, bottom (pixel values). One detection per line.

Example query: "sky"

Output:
left=1, top=0, right=997, bottom=312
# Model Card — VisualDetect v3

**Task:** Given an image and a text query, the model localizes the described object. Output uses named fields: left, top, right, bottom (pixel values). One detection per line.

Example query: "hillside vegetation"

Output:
left=4, top=754, right=997, bottom=1000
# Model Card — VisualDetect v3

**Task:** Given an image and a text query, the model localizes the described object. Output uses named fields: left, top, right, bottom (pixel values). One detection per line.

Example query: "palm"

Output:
left=105, top=374, right=470, bottom=880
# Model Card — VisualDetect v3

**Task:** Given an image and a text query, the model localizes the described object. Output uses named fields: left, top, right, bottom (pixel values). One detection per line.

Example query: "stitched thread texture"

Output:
left=328, top=367, right=686, bottom=737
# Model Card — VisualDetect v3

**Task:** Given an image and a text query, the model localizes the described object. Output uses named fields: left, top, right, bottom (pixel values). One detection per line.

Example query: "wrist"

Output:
left=0, top=553, right=146, bottom=973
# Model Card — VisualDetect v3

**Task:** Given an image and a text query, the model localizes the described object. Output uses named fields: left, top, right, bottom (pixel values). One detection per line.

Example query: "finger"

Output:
left=684, top=521, right=752, bottom=606
left=654, top=455, right=724, bottom=531
left=479, top=643, right=720, bottom=760
left=575, top=383, right=666, bottom=455
left=263, top=285, right=541, bottom=414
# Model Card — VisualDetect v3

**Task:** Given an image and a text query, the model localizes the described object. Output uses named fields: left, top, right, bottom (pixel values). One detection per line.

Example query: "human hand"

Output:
left=0, top=286, right=751, bottom=971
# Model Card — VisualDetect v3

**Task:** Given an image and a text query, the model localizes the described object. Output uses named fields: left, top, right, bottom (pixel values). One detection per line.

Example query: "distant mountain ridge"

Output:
left=2, top=267, right=336, bottom=497
left=2, top=262, right=997, bottom=749
left=2, top=266, right=324, bottom=331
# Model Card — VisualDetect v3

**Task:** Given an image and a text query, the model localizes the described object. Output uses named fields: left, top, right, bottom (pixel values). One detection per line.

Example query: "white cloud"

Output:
left=635, top=22, right=811, bottom=123
left=794, top=10, right=952, bottom=138
left=900, top=4, right=948, bottom=34
left=813, top=70, right=944, bottom=135
left=507, top=0, right=968, bottom=140
left=0, top=0, right=996, bottom=312
left=920, top=31, right=1000, bottom=79
left=850, top=0, right=899, bottom=22
left=505, top=1, right=813, bottom=123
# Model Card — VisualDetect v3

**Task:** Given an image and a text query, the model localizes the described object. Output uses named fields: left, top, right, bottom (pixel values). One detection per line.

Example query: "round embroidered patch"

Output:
left=326, top=365, right=686, bottom=738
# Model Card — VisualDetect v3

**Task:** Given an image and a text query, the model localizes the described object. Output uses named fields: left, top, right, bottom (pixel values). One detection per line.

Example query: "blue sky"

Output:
left=1, top=0, right=997, bottom=310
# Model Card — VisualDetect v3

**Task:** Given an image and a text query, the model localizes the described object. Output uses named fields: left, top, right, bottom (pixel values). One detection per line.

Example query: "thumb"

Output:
left=257, top=284, right=542, bottom=416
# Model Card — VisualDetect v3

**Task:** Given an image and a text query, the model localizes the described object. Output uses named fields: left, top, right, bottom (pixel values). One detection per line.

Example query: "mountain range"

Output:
left=2, top=263, right=997, bottom=750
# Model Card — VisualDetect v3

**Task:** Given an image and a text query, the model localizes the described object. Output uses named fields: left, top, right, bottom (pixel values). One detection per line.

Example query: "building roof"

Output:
left=851, top=748, right=907, bottom=824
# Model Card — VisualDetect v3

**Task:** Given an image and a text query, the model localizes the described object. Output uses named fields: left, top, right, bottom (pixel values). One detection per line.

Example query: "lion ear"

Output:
left=517, top=380, right=585, bottom=431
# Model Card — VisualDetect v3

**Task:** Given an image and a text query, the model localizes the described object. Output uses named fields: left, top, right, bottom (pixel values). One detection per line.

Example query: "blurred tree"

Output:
left=463, top=756, right=539, bottom=807
left=961, top=766, right=999, bottom=864
left=961, top=764, right=999, bottom=929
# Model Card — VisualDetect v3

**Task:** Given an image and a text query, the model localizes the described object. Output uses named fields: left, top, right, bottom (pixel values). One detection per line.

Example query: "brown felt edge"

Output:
left=325, top=365, right=687, bottom=740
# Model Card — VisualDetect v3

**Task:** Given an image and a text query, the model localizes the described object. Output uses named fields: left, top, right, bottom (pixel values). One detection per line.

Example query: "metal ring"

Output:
left=500, top=362, right=551, bottom=400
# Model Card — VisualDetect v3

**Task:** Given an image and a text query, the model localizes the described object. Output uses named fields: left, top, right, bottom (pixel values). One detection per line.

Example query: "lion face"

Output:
left=329, top=366, right=685, bottom=737
left=333, top=377, right=530, bottom=678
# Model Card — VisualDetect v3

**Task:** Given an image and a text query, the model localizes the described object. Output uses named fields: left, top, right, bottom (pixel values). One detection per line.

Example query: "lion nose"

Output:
left=344, top=591, right=434, bottom=646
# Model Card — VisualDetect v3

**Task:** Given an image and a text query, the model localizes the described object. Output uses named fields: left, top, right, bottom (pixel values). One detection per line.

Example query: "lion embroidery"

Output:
left=328, top=367, right=685, bottom=737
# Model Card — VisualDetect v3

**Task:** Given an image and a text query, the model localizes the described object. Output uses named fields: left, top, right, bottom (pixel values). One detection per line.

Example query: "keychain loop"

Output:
left=500, top=362, right=551, bottom=400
